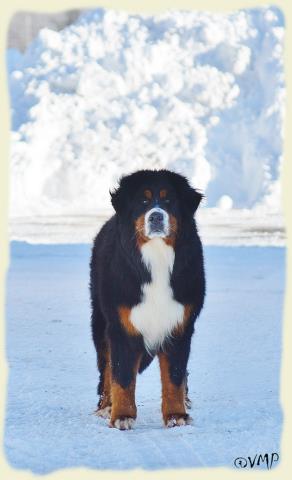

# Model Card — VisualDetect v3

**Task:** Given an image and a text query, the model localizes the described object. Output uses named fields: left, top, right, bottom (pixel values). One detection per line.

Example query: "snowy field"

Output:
left=4, top=242, right=284, bottom=473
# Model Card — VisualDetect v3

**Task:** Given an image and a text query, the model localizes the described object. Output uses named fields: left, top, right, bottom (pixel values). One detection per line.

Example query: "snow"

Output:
left=4, top=242, right=284, bottom=473
left=6, top=6, right=285, bottom=223
left=8, top=209, right=285, bottom=246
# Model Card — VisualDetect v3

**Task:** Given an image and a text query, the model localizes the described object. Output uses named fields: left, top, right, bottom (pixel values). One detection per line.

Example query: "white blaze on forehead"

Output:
left=130, top=237, right=184, bottom=351
left=144, top=207, right=169, bottom=238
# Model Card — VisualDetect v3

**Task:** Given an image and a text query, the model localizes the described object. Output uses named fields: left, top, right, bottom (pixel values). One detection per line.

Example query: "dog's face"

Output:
left=131, top=182, right=179, bottom=244
left=110, top=170, right=203, bottom=246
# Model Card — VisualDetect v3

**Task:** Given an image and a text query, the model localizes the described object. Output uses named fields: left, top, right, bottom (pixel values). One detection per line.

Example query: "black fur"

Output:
left=90, top=169, right=205, bottom=397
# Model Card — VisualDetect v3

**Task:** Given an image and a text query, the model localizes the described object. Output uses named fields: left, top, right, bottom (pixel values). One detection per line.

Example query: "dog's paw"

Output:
left=165, top=413, right=192, bottom=428
left=110, top=416, right=135, bottom=430
left=94, top=405, right=112, bottom=419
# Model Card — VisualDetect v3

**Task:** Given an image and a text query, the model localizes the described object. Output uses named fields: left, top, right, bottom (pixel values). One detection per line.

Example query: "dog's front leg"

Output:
left=158, top=349, right=192, bottom=427
left=109, top=340, right=141, bottom=430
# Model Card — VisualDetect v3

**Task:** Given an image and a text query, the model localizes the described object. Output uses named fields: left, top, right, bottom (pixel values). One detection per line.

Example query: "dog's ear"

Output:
left=110, top=176, right=130, bottom=214
left=110, top=186, right=125, bottom=214
left=172, top=173, right=203, bottom=216
left=184, top=186, right=204, bottom=215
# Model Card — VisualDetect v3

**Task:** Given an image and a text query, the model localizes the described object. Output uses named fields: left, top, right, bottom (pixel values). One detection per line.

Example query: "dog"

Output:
left=90, top=169, right=205, bottom=430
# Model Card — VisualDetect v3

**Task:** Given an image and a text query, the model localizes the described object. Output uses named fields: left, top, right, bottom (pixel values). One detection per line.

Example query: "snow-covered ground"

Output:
left=7, top=6, right=285, bottom=224
left=4, top=242, right=284, bottom=473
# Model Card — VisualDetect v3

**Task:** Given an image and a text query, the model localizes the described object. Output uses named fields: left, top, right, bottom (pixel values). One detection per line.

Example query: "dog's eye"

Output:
left=164, top=198, right=170, bottom=204
left=142, top=199, right=150, bottom=205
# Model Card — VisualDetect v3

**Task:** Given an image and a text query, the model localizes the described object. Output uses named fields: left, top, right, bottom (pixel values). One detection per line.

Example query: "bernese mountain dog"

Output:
left=90, top=169, right=205, bottom=430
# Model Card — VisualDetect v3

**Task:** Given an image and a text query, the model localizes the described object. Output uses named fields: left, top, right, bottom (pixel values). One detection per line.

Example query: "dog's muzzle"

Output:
left=145, top=207, right=169, bottom=238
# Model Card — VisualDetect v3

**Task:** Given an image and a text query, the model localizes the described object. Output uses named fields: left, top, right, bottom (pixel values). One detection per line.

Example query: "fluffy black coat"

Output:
left=90, top=169, right=205, bottom=426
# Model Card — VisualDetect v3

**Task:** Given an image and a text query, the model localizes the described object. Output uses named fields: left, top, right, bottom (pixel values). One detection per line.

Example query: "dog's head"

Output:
left=110, top=169, right=203, bottom=246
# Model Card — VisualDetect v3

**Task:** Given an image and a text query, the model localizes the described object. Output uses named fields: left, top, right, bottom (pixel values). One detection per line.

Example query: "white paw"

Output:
left=95, top=405, right=111, bottom=419
left=166, top=415, right=192, bottom=427
left=112, top=417, right=135, bottom=430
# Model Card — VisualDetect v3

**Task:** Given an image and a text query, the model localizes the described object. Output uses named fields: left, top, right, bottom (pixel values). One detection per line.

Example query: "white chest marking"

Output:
left=130, top=238, right=184, bottom=351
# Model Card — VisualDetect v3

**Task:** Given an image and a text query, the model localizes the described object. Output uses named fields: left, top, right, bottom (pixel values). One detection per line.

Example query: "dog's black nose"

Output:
left=149, top=211, right=164, bottom=225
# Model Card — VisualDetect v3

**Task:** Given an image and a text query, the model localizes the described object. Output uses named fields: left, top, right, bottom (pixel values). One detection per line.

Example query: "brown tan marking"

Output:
left=160, top=189, right=167, bottom=199
left=172, top=304, right=193, bottom=336
left=144, top=189, right=152, bottom=200
left=96, top=344, right=112, bottom=414
left=135, top=214, right=149, bottom=249
left=158, top=352, right=187, bottom=425
left=163, top=214, right=178, bottom=247
left=110, top=355, right=141, bottom=426
left=118, top=306, right=140, bottom=336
